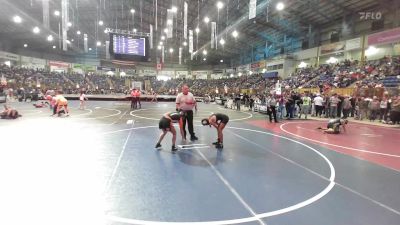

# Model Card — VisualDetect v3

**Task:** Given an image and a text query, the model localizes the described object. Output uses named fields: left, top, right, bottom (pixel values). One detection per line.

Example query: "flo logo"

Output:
left=359, top=12, right=382, bottom=20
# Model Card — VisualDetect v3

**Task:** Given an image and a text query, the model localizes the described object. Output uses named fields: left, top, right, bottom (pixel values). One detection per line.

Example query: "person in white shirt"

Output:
left=176, top=85, right=198, bottom=141
left=313, top=93, right=324, bottom=117
left=79, top=91, right=88, bottom=110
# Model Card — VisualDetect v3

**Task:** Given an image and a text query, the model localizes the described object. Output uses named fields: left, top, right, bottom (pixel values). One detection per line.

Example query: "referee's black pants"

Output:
left=182, top=110, right=195, bottom=138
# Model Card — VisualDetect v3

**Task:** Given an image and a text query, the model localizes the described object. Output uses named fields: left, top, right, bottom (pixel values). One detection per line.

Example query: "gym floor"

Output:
left=0, top=101, right=399, bottom=225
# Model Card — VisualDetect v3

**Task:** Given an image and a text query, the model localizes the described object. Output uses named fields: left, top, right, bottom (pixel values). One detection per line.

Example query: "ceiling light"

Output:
left=130, top=9, right=135, bottom=14
left=67, top=22, right=72, bottom=27
left=217, top=2, right=224, bottom=9
left=204, top=16, right=210, bottom=23
left=171, top=6, right=178, bottom=13
left=203, top=58, right=206, bottom=61
left=202, top=50, right=207, bottom=55
left=33, top=26, right=40, bottom=34
left=157, top=45, right=162, bottom=50
left=24, top=44, right=28, bottom=48
left=66, top=40, right=71, bottom=44
left=104, top=29, right=108, bottom=34
left=164, top=28, right=168, bottom=33
left=183, top=41, right=187, bottom=46
left=89, top=48, right=92, bottom=51
left=219, top=38, right=225, bottom=45
left=133, top=28, right=137, bottom=32
left=195, top=27, right=200, bottom=33
left=169, top=48, right=174, bottom=53
left=161, top=36, right=165, bottom=40
left=160, top=41, right=163, bottom=45
left=230, top=74, right=234, bottom=77
left=47, top=35, right=54, bottom=42
left=232, top=30, right=238, bottom=38
left=238, top=72, right=242, bottom=77
left=13, top=15, right=22, bottom=23
left=276, top=2, right=285, bottom=11
left=71, top=39, right=74, bottom=42
left=167, top=19, right=173, bottom=25
left=96, top=41, right=101, bottom=46
left=77, top=30, right=81, bottom=35
left=52, top=45, right=56, bottom=49
left=54, top=10, right=60, bottom=16
left=220, top=59, right=223, bottom=63
left=98, top=20, right=103, bottom=26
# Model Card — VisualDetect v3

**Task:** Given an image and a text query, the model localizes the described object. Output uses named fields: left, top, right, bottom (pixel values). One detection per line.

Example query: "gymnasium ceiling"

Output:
left=0, top=0, right=393, bottom=66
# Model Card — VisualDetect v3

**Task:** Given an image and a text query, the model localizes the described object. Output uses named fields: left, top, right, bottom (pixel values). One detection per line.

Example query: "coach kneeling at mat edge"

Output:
left=176, top=85, right=198, bottom=141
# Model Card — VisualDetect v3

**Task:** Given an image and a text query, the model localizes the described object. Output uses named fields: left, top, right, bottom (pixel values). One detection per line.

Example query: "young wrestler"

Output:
left=156, top=111, right=185, bottom=152
left=201, top=113, right=229, bottom=149
left=79, top=91, right=88, bottom=110
left=0, top=105, right=21, bottom=119
left=54, top=91, right=69, bottom=117
left=317, top=118, right=348, bottom=134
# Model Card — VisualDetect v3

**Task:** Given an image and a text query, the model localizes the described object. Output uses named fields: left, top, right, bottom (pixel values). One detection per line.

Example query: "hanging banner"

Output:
left=150, top=24, right=153, bottom=49
left=167, top=9, right=173, bottom=38
left=106, top=41, right=110, bottom=59
left=84, top=34, right=88, bottom=53
left=161, top=46, right=165, bottom=63
left=249, top=0, right=257, bottom=19
left=345, top=37, right=361, bottom=51
left=184, top=2, right=188, bottom=40
left=368, top=27, right=400, bottom=45
left=61, top=0, right=69, bottom=51
left=189, top=30, right=193, bottom=53
left=42, top=0, right=50, bottom=28
left=179, top=47, right=182, bottom=65
left=211, top=22, right=216, bottom=49
left=155, top=0, right=158, bottom=30
left=320, top=41, right=345, bottom=55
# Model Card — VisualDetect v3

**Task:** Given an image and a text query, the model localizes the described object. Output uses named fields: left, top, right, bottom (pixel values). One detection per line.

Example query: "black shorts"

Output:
left=159, top=117, right=171, bottom=130
left=218, top=115, right=229, bottom=125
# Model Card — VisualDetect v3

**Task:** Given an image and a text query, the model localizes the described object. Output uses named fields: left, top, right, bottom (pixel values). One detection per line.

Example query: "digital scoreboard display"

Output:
left=110, top=34, right=149, bottom=61
left=113, top=35, right=146, bottom=56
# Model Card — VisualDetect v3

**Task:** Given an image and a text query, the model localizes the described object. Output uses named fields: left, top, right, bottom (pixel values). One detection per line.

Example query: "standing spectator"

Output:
left=350, top=96, right=356, bottom=117
left=359, top=97, right=369, bottom=120
left=267, top=95, right=278, bottom=122
left=277, top=95, right=286, bottom=120
left=380, top=95, right=389, bottom=122
left=249, top=96, right=254, bottom=112
left=389, top=95, right=400, bottom=124
left=342, top=96, right=352, bottom=119
left=369, top=96, right=380, bottom=121
left=299, top=93, right=311, bottom=119
left=134, top=89, right=141, bottom=109
left=329, top=94, right=341, bottom=118
left=176, top=85, right=198, bottom=141
left=235, top=94, right=241, bottom=111
left=313, top=93, right=324, bottom=117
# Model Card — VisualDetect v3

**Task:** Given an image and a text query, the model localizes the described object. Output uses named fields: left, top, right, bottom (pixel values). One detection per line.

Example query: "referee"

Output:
left=176, top=85, right=198, bottom=141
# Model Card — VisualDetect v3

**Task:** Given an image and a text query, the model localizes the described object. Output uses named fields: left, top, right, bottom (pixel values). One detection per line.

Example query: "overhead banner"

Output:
left=42, top=0, right=50, bottom=28
left=211, top=22, right=216, bottom=49
left=84, top=33, right=88, bottom=53
left=320, top=41, right=345, bottom=55
left=105, top=41, right=110, bottom=59
left=179, top=47, right=182, bottom=65
left=345, top=37, right=361, bottom=51
left=0, top=51, right=19, bottom=61
left=189, top=29, right=193, bottom=54
left=249, top=0, right=257, bottom=19
left=61, top=0, right=69, bottom=51
left=49, top=61, right=70, bottom=68
left=184, top=2, right=188, bottom=40
left=161, top=46, right=165, bottom=63
left=149, top=24, right=153, bottom=49
left=167, top=9, right=173, bottom=38
left=368, top=27, right=400, bottom=45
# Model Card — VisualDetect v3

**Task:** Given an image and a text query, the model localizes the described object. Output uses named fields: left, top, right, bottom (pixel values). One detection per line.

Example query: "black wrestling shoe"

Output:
left=155, top=143, right=162, bottom=148
left=212, top=141, right=219, bottom=145
left=190, top=136, right=198, bottom=141
left=215, top=143, right=223, bottom=149
left=171, top=145, right=178, bottom=152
